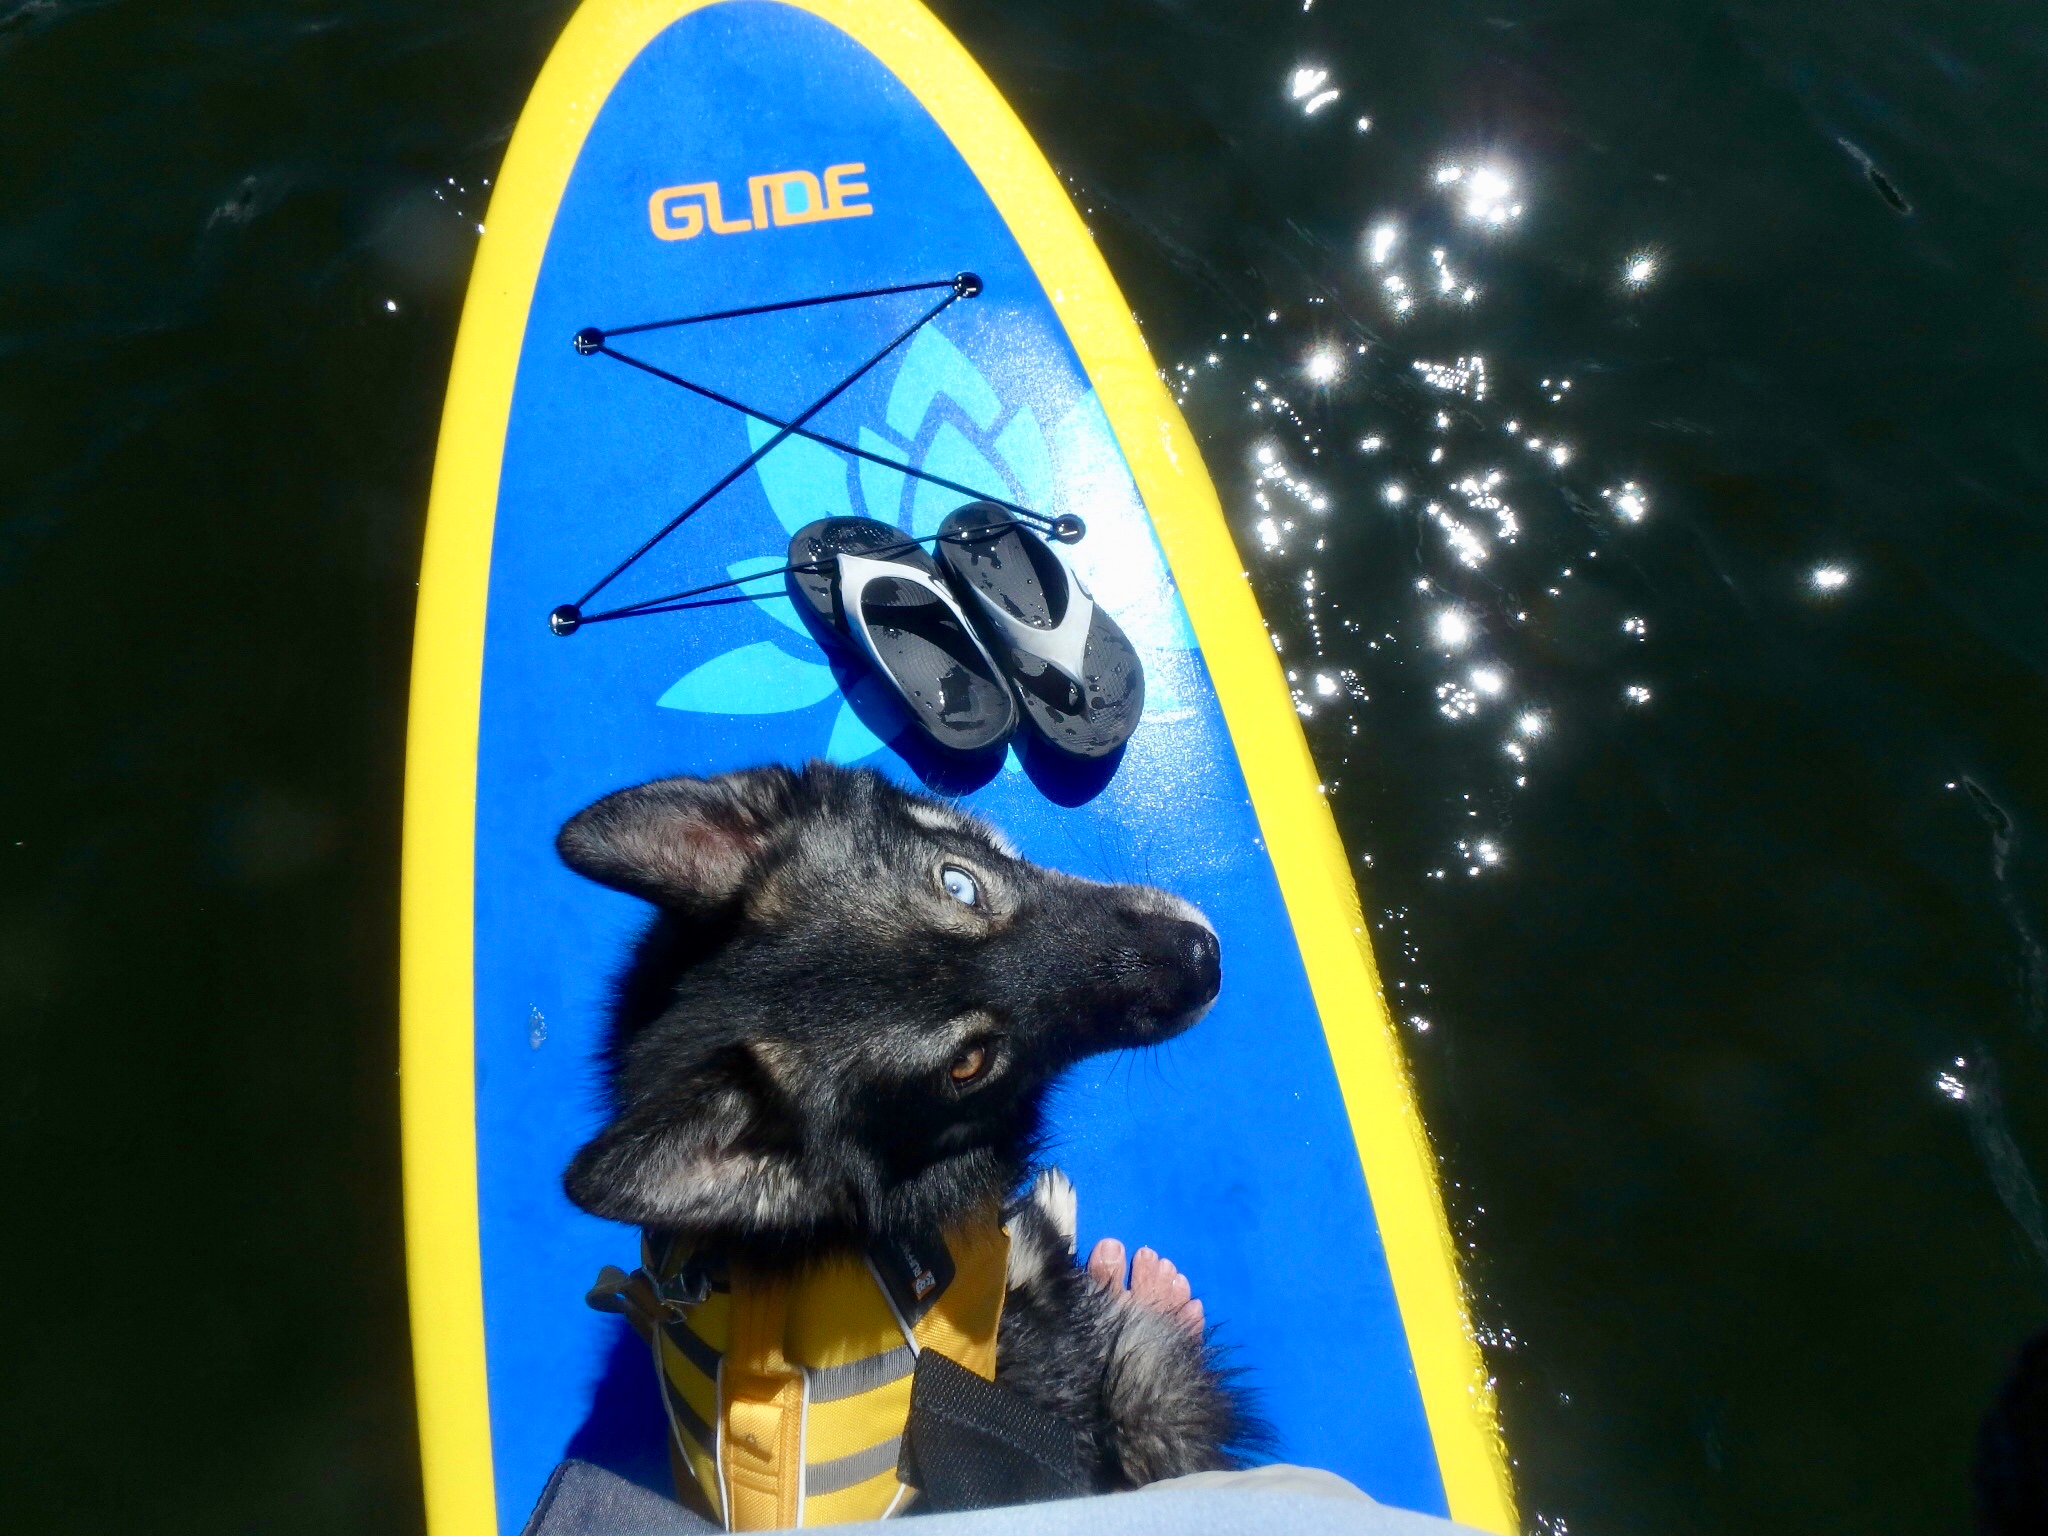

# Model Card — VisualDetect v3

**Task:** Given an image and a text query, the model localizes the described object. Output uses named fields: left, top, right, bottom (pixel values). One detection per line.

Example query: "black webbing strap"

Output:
left=897, top=1349, right=1090, bottom=1512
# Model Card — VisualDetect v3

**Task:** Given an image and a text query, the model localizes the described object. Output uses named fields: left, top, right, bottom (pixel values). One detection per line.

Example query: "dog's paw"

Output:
left=1031, top=1166, right=1078, bottom=1255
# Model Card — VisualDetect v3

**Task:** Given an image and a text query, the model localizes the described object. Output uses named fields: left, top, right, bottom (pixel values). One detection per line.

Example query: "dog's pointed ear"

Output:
left=557, top=767, right=798, bottom=910
left=563, top=1043, right=821, bottom=1233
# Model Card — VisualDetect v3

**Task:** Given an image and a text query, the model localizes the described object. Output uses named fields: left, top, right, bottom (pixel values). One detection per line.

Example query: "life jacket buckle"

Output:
left=654, top=1257, right=714, bottom=1312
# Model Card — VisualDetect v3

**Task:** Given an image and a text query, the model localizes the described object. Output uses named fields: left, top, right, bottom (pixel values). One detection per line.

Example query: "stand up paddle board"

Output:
left=401, top=2, right=1515, bottom=1530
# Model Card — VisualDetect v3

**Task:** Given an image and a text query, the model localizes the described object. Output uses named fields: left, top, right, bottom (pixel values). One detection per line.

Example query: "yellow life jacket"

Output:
left=591, top=1213, right=1010, bottom=1529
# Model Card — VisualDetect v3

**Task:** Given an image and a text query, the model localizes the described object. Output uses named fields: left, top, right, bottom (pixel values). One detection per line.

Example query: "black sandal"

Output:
left=787, top=517, right=1017, bottom=753
left=934, top=503, right=1144, bottom=759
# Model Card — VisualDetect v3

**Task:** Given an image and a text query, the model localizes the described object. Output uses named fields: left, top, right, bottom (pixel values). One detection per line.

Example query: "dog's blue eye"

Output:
left=941, top=866, right=979, bottom=906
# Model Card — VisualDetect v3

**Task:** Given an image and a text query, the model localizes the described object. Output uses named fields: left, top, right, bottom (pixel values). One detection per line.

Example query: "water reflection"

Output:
left=1604, top=482, right=1649, bottom=522
left=1433, top=163, right=1524, bottom=227
left=1170, top=138, right=1689, bottom=924
left=1301, top=345, right=1344, bottom=385
left=1413, top=355, right=1488, bottom=397
left=1158, top=97, right=1747, bottom=1521
left=1285, top=65, right=1341, bottom=116
left=1809, top=564, right=1851, bottom=593
left=1432, top=608, right=1474, bottom=650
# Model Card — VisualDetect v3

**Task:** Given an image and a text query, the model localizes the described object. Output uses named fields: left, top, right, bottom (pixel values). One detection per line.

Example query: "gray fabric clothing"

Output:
left=520, top=1459, right=1494, bottom=1536
left=519, top=1461, right=718, bottom=1536
left=1135, top=1465, right=1375, bottom=1503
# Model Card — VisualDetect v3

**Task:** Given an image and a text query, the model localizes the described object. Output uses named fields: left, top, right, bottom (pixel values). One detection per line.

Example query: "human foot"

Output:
left=1087, top=1237, right=1205, bottom=1335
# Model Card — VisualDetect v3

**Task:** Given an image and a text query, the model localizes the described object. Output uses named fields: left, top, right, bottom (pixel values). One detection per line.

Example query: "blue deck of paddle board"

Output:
left=470, top=3, right=1441, bottom=1525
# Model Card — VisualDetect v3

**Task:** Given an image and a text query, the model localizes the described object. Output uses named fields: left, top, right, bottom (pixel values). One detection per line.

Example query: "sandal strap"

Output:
left=953, top=539, right=1096, bottom=689
left=835, top=551, right=1006, bottom=691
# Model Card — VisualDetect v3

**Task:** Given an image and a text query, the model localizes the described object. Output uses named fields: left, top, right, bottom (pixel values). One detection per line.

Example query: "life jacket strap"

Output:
left=897, top=1348, right=1090, bottom=1511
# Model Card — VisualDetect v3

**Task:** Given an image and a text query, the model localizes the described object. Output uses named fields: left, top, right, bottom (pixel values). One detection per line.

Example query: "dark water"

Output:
left=8, top=1, right=2048, bottom=1532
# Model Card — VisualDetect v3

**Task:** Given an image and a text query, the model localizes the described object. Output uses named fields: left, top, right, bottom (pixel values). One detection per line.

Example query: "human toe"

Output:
left=1087, top=1237, right=1128, bottom=1292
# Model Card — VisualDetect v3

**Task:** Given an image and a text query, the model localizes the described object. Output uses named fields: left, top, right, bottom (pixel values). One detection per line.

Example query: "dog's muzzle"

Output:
left=1118, top=914, right=1222, bottom=1042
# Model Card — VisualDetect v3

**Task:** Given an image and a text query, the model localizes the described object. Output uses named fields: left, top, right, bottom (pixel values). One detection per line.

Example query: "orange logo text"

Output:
left=649, top=163, right=872, bottom=241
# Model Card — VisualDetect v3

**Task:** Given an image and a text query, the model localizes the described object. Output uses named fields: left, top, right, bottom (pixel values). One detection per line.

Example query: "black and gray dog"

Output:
left=556, top=761, right=1257, bottom=1490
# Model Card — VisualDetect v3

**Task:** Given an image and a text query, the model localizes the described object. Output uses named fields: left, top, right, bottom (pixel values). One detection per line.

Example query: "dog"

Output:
left=557, top=761, right=1258, bottom=1502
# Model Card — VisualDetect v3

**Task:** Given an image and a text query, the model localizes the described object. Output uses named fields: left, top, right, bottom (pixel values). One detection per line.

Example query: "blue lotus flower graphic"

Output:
left=655, top=323, right=1193, bottom=761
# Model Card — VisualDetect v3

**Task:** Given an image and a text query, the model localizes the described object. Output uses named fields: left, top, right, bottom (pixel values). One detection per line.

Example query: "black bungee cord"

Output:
left=549, top=271, right=1082, bottom=636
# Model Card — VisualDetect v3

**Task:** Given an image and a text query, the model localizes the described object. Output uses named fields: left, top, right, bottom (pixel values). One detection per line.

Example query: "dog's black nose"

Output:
left=1173, top=920, right=1222, bottom=1008
left=1135, top=917, right=1219, bottom=1032
left=1059, top=888, right=1224, bottom=1049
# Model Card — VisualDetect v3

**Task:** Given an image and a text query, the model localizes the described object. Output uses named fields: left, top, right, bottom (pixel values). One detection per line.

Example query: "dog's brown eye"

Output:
left=949, top=1045, right=990, bottom=1083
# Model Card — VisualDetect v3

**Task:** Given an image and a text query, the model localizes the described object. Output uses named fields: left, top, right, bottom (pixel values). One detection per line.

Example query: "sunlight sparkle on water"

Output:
left=1810, top=564, right=1851, bottom=593
left=1382, top=481, right=1407, bottom=506
left=1624, top=684, right=1653, bottom=706
left=1623, top=252, right=1658, bottom=287
left=1937, top=1057, right=1968, bottom=1101
left=1429, top=504, right=1490, bottom=566
left=1436, top=163, right=1524, bottom=225
left=1470, top=667, right=1506, bottom=696
left=1436, top=682, right=1480, bottom=719
left=1367, top=221, right=1399, bottom=266
left=1605, top=482, right=1649, bottom=523
left=1303, top=345, right=1343, bottom=385
left=1433, top=608, right=1474, bottom=650
left=1517, top=711, right=1547, bottom=738
left=1287, top=66, right=1340, bottom=114
left=1455, top=837, right=1504, bottom=876
left=1413, top=355, right=1488, bottom=399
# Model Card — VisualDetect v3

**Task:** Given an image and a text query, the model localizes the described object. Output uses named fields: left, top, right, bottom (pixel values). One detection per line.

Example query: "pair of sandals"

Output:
left=787, top=504, right=1144, bottom=759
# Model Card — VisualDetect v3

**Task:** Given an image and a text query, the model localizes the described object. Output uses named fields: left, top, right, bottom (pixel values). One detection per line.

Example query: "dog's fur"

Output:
left=558, top=762, right=1259, bottom=1489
